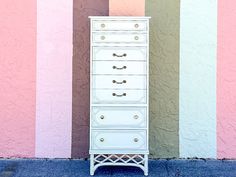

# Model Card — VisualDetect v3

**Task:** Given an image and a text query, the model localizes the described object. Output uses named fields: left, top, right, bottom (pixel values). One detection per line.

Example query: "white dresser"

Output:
left=89, top=16, right=150, bottom=176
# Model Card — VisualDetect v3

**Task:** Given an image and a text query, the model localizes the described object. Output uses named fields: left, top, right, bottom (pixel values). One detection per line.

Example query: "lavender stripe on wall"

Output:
left=36, top=0, right=73, bottom=158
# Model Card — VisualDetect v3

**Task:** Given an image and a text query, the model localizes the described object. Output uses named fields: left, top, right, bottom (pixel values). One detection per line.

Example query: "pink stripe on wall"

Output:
left=109, top=0, right=145, bottom=16
left=217, top=0, right=236, bottom=158
left=36, top=0, right=73, bottom=158
left=0, top=0, right=36, bottom=157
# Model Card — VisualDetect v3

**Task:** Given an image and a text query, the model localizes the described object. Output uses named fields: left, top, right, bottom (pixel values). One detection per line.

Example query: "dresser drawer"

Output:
left=93, top=47, right=146, bottom=61
left=93, top=61, right=146, bottom=75
left=92, top=75, right=146, bottom=89
left=91, top=107, right=147, bottom=128
left=92, top=32, right=147, bottom=44
left=92, top=20, right=147, bottom=31
left=91, top=130, right=147, bottom=150
left=92, top=89, right=146, bottom=104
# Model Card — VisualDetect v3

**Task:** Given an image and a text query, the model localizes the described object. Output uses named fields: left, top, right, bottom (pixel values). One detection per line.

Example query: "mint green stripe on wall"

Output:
left=179, top=0, right=217, bottom=158
left=146, top=0, right=180, bottom=158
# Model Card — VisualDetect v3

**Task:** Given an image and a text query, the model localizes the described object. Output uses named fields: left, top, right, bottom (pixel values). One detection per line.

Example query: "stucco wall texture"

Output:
left=72, top=0, right=109, bottom=158
left=0, top=0, right=36, bottom=157
left=1, top=0, right=236, bottom=159
left=36, top=0, right=73, bottom=158
left=217, top=0, right=236, bottom=158
left=146, top=0, right=180, bottom=158
left=109, top=0, right=145, bottom=16
left=179, top=0, right=217, bottom=158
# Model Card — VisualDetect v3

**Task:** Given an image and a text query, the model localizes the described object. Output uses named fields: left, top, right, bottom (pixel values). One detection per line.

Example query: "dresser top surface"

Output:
left=89, top=16, right=151, bottom=20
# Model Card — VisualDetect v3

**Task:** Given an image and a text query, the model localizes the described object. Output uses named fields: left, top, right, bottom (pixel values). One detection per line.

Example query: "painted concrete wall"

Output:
left=0, top=0, right=36, bottom=157
left=36, top=0, right=73, bottom=158
left=109, top=0, right=145, bottom=16
left=146, top=0, right=180, bottom=158
left=72, top=0, right=109, bottom=158
left=1, top=0, right=236, bottom=159
left=179, top=0, right=217, bottom=158
left=217, top=0, right=236, bottom=158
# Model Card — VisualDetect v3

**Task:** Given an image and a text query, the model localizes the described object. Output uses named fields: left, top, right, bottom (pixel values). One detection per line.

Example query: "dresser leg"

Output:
left=144, top=154, right=148, bottom=176
left=90, top=154, right=94, bottom=175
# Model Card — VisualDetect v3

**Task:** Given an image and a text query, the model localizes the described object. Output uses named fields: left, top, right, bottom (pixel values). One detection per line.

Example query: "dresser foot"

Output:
left=90, top=154, right=95, bottom=175
left=144, top=154, right=148, bottom=176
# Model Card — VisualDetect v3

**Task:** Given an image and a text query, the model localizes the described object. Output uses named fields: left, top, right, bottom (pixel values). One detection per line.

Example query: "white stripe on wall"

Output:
left=36, top=0, right=72, bottom=158
left=179, top=0, right=217, bottom=158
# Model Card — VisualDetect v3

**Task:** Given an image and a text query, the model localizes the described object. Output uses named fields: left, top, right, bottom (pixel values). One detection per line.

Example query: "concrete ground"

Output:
left=0, top=159, right=235, bottom=177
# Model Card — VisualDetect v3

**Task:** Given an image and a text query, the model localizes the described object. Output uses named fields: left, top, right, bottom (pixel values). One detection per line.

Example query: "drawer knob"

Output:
left=134, top=36, right=139, bottom=40
left=100, top=138, right=104, bottom=142
left=112, top=66, right=127, bottom=70
left=134, top=138, right=139, bottom=142
left=100, top=115, right=105, bottom=119
left=134, top=24, right=139, bottom=28
left=112, top=80, right=126, bottom=84
left=112, top=93, right=126, bottom=97
left=113, top=53, right=127, bottom=57
left=101, top=23, right=105, bottom=28
left=101, top=36, right=105, bottom=40
left=133, top=115, right=139, bottom=119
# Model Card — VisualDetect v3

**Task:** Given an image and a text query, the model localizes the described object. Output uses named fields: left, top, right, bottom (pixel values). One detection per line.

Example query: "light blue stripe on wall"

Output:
left=179, top=0, right=217, bottom=158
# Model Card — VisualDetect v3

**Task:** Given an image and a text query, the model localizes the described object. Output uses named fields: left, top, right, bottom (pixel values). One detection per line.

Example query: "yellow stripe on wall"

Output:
left=146, top=0, right=180, bottom=158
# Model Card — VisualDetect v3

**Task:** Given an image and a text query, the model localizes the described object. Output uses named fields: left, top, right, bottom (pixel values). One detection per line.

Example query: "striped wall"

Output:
left=0, top=0, right=36, bottom=157
left=36, top=0, right=73, bottom=158
left=72, top=0, right=109, bottom=158
left=109, top=0, right=145, bottom=16
left=179, top=0, right=217, bottom=158
left=1, top=0, right=236, bottom=159
left=146, top=0, right=180, bottom=158
left=217, top=0, right=236, bottom=158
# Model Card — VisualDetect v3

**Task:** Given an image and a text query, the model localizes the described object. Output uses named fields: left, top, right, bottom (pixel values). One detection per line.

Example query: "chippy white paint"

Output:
left=179, top=0, right=217, bottom=158
left=89, top=16, right=150, bottom=175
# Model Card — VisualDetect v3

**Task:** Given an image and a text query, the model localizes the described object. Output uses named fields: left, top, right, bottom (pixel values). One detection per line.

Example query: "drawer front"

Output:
left=91, top=130, right=147, bottom=150
left=92, top=32, right=147, bottom=44
left=93, top=47, right=146, bottom=61
left=92, top=75, right=146, bottom=89
left=91, top=107, right=147, bottom=128
left=93, top=61, right=146, bottom=75
left=92, top=89, right=146, bottom=104
left=92, top=20, right=147, bottom=31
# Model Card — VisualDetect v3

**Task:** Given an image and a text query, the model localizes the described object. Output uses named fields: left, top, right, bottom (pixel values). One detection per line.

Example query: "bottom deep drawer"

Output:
left=91, top=130, right=147, bottom=150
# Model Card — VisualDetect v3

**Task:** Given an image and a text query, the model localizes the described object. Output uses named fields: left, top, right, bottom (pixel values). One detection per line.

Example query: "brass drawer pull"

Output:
left=134, top=36, right=139, bottom=40
left=112, top=93, right=126, bottom=97
left=100, top=36, right=105, bottom=40
left=112, top=66, right=127, bottom=70
left=112, top=53, right=127, bottom=57
left=112, top=80, right=126, bottom=84
left=133, top=115, right=139, bottom=119
left=100, top=115, right=105, bottom=119
left=134, top=24, right=139, bottom=28
left=101, top=23, right=105, bottom=28
left=134, top=138, right=139, bottom=142
left=100, top=138, right=104, bottom=142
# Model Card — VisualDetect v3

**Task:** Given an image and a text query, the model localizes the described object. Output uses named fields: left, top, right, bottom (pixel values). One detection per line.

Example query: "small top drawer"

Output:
left=92, top=20, right=147, bottom=31
left=92, top=32, right=147, bottom=44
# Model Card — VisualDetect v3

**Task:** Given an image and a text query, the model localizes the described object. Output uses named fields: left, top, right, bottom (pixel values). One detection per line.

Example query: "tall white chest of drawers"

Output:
left=89, top=16, right=151, bottom=176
